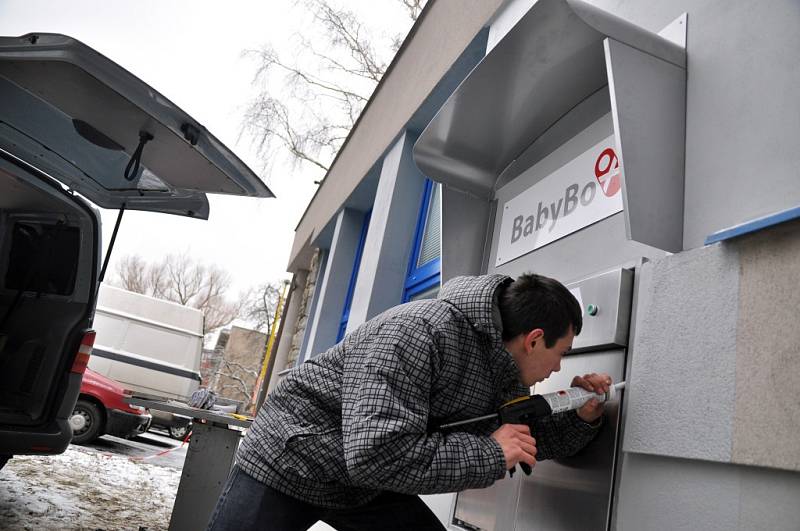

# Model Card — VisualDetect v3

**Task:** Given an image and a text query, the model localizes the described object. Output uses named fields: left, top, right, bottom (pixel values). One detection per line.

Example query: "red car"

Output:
left=69, top=368, right=151, bottom=445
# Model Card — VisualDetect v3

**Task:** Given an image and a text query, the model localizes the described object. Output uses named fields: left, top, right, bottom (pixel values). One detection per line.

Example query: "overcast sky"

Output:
left=0, top=0, right=410, bottom=296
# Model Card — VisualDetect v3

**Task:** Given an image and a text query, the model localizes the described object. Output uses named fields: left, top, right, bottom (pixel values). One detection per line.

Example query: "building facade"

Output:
left=204, top=325, right=267, bottom=410
left=268, top=1, right=800, bottom=529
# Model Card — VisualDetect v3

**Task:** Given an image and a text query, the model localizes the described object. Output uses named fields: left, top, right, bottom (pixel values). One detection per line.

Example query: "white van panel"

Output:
left=88, top=284, right=203, bottom=400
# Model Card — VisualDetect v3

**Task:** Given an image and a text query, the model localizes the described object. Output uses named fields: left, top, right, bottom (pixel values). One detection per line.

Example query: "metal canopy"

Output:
left=413, top=0, right=684, bottom=200
left=414, top=0, right=688, bottom=253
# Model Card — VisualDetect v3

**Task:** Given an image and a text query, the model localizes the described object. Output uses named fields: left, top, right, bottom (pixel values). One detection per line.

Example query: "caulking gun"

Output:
left=440, top=381, right=625, bottom=476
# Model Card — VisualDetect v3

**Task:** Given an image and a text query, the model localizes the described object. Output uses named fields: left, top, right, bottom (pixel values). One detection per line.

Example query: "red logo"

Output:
left=594, top=148, right=621, bottom=197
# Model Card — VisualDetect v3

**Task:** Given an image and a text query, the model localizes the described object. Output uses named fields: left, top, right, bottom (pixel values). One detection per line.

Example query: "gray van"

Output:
left=0, top=33, right=272, bottom=469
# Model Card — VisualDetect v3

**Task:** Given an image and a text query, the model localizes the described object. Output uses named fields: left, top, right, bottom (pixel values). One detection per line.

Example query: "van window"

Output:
left=6, top=222, right=80, bottom=296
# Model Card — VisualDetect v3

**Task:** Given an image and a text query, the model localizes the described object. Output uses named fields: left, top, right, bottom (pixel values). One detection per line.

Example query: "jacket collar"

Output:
left=438, top=275, right=523, bottom=396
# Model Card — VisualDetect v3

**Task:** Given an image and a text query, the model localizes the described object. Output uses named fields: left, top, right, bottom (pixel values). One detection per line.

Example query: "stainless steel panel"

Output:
left=452, top=476, right=518, bottom=531
left=412, top=0, right=684, bottom=199
left=451, top=350, right=626, bottom=531
left=566, top=268, right=633, bottom=351
left=515, top=350, right=625, bottom=531
left=168, top=422, right=242, bottom=531
left=605, top=37, right=687, bottom=252
left=441, top=184, right=494, bottom=282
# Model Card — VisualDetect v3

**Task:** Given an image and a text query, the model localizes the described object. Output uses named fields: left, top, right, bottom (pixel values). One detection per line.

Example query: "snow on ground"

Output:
left=0, top=444, right=181, bottom=530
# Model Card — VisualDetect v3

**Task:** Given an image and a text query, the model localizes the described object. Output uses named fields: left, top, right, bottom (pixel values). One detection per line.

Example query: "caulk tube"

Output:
left=540, top=381, right=625, bottom=414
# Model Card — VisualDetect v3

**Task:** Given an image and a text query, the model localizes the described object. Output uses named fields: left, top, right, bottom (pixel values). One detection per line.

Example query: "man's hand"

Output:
left=491, top=424, right=537, bottom=471
left=571, top=373, right=613, bottom=424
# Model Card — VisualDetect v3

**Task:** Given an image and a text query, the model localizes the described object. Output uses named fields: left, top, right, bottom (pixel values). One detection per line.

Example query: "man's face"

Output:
left=512, top=327, right=575, bottom=387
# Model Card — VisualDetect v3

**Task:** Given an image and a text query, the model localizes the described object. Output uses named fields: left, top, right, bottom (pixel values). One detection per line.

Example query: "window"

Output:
left=403, top=180, right=441, bottom=302
left=337, top=210, right=371, bottom=341
left=7, top=222, right=80, bottom=296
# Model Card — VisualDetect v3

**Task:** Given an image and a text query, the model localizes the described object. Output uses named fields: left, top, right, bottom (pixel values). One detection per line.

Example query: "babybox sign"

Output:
left=495, top=136, right=623, bottom=266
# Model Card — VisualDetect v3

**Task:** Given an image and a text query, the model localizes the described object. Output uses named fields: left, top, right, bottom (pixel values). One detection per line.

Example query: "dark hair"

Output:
left=497, top=273, right=582, bottom=347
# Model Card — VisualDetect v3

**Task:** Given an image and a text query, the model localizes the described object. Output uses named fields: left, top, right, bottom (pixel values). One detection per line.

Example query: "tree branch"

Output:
left=240, top=0, right=425, bottom=174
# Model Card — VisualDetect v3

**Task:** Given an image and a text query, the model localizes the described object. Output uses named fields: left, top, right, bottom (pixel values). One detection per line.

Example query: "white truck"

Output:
left=87, top=284, right=204, bottom=438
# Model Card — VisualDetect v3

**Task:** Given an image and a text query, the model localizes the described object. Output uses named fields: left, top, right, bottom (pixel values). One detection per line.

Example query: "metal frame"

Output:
left=403, top=179, right=441, bottom=302
left=705, top=204, right=800, bottom=244
left=126, top=397, right=251, bottom=531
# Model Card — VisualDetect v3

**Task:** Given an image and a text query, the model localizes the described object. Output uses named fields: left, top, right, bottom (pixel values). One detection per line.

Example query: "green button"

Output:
left=587, top=304, right=598, bottom=316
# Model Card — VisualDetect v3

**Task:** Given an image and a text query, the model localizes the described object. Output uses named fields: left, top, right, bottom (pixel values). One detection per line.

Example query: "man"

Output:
left=208, top=273, right=614, bottom=530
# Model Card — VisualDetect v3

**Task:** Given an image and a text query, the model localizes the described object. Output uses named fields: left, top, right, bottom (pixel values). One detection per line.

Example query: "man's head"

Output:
left=498, top=273, right=583, bottom=386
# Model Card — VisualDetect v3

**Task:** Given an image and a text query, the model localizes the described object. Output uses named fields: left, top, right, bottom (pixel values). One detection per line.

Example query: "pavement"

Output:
left=82, top=428, right=189, bottom=469
left=0, top=431, right=184, bottom=530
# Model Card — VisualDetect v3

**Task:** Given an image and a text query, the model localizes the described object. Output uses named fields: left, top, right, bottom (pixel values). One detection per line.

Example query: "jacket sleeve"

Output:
left=530, top=409, right=603, bottom=460
left=341, top=318, right=507, bottom=494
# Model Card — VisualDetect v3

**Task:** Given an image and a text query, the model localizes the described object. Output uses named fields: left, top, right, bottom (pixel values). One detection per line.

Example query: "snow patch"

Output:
left=0, top=444, right=181, bottom=530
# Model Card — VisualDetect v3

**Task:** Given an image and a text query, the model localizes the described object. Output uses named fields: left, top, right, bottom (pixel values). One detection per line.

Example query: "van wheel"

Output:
left=168, top=424, right=190, bottom=440
left=70, top=399, right=104, bottom=445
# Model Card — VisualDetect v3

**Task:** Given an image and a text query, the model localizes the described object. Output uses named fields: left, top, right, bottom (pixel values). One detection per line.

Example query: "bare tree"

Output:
left=243, top=281, right=283, bottom=333
left=243, top=0, right=426, bottom=175
left=113, top=253, right=244, bottom=334
left=116, top=255, right=148, bottom=294
left=215, top=358, right=260, bottom=409
left=204, top=325, right=273, bottom=410
left=400, top=0, right=425, bottom=20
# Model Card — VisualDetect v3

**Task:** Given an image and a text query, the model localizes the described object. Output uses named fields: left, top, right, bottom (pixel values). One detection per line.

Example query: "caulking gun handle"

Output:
left=508, top=462, right=533, bottom=478
left=498, top=394, right=553, bottom=424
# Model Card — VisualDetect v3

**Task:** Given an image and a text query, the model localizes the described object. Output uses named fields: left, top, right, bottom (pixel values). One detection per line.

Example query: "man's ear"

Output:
left=525, top=328, right=544, bottom=352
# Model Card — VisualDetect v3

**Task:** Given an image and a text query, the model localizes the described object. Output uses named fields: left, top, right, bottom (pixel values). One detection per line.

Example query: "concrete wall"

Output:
left=286, top=251, right=321, bottom=368
left=212, top=326, right=267, bottom=407
left=619, top=219, right=800, bottom=528
left=625, top=221, right=800, bottom=471
left=266, top=269, right=307, bottom=395
left=732, top=223, right=800, bottom=470
left=623, top=243, right=739, bottom=462
left=302, top=209, right=365, bottom=358
left=346, top=132, right=427, bottom=330
left=615, top=453, right=800, bottom=531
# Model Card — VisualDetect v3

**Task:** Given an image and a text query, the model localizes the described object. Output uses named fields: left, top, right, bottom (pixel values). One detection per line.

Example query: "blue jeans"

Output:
left=207, top=465, right=446, bottom=531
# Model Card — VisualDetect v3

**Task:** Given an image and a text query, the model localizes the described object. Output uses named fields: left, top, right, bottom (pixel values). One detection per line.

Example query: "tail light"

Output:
left=123, top=389, right=146, bottom=412
left=70, top=330, right=96, bottom=374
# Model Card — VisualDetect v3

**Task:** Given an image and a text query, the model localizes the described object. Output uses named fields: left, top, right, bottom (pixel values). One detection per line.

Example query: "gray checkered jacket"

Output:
left=237, top=275, right=600, bottom=509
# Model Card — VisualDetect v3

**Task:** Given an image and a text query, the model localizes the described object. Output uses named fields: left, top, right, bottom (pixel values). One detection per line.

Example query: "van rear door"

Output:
left=0, top=33, right=273, bottom=219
